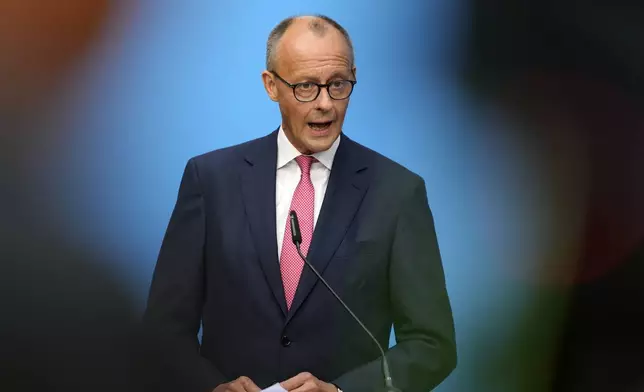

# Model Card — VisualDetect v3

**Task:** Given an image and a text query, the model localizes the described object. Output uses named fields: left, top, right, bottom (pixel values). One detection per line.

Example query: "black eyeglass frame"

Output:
left=270, top=70, right=357, bottom=102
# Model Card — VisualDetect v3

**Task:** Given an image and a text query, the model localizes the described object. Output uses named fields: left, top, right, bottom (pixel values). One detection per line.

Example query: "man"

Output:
left=143, top=15, right=456, bottom=392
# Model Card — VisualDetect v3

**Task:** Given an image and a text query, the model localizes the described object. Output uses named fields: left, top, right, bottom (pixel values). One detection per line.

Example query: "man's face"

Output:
left=262, top=20, right=356, bottom=154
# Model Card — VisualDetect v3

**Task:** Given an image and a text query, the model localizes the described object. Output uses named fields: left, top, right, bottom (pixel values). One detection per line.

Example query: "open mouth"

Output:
left=307, top=121, right=332, bottom=131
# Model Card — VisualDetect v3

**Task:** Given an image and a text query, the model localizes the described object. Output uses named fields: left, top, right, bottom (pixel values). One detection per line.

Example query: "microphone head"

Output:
left=289, top=210, right=302, bottom=245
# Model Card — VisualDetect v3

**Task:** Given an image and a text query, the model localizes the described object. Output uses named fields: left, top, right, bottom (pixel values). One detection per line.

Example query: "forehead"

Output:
left=276, top=22, right=352, bottom=78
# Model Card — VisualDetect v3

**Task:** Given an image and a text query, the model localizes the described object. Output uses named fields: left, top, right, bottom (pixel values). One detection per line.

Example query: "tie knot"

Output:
left=295, top=155, right=316, bottom=174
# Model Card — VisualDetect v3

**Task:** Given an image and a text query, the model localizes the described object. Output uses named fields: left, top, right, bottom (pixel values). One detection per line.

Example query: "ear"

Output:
left=351, top=66, right=357, bottom=79
left=261, top=70, right=279, bottom=102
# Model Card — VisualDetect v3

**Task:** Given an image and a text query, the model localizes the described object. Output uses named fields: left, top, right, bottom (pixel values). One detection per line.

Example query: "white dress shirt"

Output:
left=276, top=126, right=341, bottom=257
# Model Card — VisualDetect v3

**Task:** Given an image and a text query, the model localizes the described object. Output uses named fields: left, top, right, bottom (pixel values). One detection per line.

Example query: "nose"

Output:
left=314, top=87, right=334, bottom=111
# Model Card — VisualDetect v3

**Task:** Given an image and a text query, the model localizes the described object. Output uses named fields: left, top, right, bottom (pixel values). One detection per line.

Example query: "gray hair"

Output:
left=265, top=14, right=355, bottom=71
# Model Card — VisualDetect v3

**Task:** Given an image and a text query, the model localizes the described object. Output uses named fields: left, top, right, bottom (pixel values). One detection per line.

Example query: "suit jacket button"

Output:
left=281, top=335, right=291, bottom=347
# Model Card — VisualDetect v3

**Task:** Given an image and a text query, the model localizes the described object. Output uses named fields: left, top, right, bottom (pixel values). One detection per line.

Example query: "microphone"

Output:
left=288, top=210, right=401, bottom=392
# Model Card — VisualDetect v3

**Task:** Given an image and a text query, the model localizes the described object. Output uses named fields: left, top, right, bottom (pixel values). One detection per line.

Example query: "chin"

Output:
left=305, top=133, right=339, bottom=153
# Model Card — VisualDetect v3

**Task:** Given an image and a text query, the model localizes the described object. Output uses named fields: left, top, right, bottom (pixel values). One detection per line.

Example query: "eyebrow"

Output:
left=296, top=71, right=351, bottom=83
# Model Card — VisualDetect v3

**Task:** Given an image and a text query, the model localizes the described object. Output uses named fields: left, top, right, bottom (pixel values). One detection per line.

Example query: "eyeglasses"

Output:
left=270, top=71, right=357, bottom=102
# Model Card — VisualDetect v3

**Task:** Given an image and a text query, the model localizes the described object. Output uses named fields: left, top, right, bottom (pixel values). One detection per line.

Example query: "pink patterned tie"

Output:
left=280, top=155, right=316, bottom=310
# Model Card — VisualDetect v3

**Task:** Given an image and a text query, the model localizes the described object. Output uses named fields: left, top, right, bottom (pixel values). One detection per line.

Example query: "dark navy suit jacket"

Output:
left=142, top=130, right=456, bottom=392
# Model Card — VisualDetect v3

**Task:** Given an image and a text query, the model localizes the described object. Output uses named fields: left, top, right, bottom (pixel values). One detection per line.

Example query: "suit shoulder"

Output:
left=348, top=137, right=424, bottom=186
left=187, top=132, right=272, bottom=171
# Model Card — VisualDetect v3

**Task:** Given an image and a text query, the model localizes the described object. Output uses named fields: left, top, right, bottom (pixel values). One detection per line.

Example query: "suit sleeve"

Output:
left=142, top=158, right=227, bottom=392
left=332, top=177, right=457, bottom=392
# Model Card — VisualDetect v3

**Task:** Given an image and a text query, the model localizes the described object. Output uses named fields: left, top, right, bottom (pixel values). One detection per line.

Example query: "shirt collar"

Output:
left=276, top=125, right=341, bottom=170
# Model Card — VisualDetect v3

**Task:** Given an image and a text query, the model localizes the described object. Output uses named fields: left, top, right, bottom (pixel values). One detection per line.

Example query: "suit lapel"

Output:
left=240, top=130, right=288, bottom=317
left=286, top=135, right=370, bottom=323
